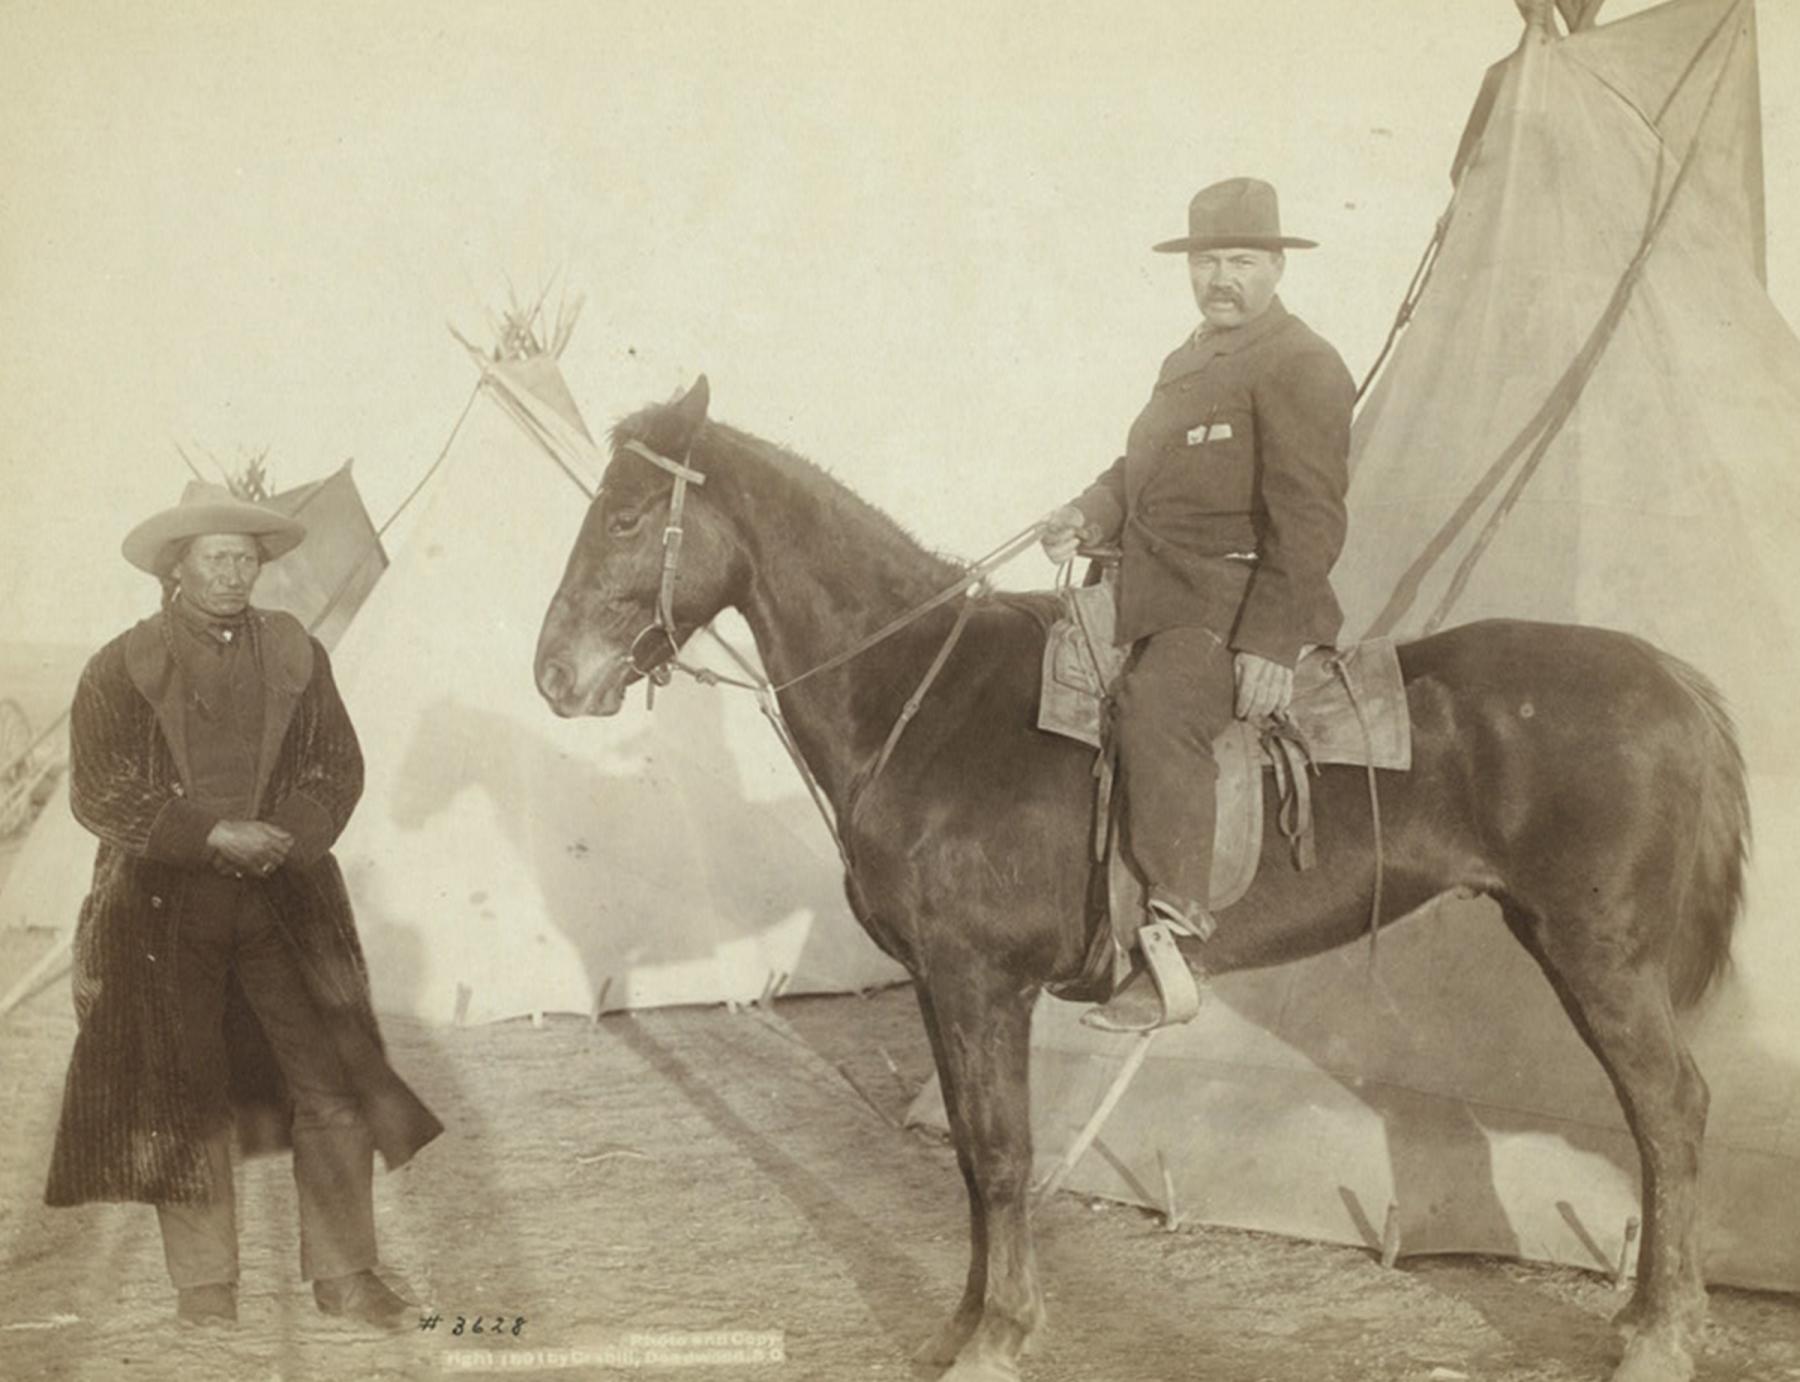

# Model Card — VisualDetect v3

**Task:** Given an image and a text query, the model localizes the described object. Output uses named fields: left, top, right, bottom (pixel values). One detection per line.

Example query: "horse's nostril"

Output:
left=539, top=658, right=573, bottom=701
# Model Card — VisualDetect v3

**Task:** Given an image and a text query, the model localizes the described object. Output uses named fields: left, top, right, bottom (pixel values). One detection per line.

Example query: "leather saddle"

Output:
left=1037, top=576, right=1412, bottom=1000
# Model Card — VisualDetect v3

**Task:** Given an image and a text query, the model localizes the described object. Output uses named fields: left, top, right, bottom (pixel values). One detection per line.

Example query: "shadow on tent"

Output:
left=352, top=679, right=867, bottom=1021
left=1025, top=885, right=1800, bottom=1302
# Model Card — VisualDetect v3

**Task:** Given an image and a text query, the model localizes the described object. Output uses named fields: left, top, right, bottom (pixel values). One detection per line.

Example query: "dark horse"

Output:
left=534, top=378, right=1747, bottom=1382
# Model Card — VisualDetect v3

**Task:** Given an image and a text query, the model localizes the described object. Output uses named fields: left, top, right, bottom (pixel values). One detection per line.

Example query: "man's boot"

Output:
left=1082, top=897, right=1213, bottom=1034
left=176, top=1283, right=238, bottom=1328
left=314, top=1269, right=414, bottom=1331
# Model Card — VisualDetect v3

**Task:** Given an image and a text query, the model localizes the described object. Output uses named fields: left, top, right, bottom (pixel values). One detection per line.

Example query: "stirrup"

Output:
left=1138, top=920, right=1201, bottom=1024
left=1081, top=920, right=1202, bottom=1033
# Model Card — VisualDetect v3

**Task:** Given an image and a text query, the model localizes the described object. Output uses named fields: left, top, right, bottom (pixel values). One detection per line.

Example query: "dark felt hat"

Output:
left=121, top=481, right=306, bottom=577
left=1152, top=177, right=1317, bottom=254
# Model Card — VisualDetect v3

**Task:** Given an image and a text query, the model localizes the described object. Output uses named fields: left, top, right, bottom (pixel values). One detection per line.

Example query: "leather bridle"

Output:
left=596, top=435, right=1047, bottom=925
left=619, top=438, right=707, bottom=684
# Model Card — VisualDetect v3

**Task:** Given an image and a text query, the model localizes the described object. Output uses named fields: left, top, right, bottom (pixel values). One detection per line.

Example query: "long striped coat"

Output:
left=44, top=608, right=440, bottom=1207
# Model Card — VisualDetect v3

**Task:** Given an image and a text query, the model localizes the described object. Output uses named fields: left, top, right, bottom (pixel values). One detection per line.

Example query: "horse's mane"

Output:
left=613, top=399, right=976, bottom=600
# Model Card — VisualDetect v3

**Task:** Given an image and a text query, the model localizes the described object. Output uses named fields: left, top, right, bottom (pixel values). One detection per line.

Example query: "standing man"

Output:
left=44, top=486, right=442, bottom=1328
left=1041, top=177, right=1355, bottom=1032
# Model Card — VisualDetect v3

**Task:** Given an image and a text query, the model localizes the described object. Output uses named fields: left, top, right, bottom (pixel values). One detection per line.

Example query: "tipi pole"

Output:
left=0, top=929, right=72, bottom=1019
left=1032, top=1030, right=1157, bottom=1205
left=0, top=708, right=68, bottom=785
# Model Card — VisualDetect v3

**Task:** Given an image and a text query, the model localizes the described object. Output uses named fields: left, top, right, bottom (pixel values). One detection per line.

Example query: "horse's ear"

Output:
left=673, top=375, right=710, bottom=439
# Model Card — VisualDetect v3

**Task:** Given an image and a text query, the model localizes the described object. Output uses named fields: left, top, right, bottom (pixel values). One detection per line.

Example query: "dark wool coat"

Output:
left=45, top=608, right=442, bottom=1208
left=1072, top=297, right=1355, bottom=666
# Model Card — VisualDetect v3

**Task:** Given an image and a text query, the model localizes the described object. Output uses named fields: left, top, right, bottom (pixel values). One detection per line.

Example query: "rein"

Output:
left=617, top=438, right=1045, bottom=869
left=610, top=439, right=1391, bottom=982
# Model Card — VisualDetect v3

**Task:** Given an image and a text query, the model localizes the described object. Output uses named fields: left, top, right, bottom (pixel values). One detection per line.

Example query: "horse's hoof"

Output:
left=1610, top=1329, right=1695, bottom=1382
left=938, top=1357, right=1021, bottom=1382
left=913, top=1318, right=975, bottom=1369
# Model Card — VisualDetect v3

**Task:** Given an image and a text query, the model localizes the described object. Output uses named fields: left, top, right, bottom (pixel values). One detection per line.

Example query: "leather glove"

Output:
left=1039, top=504, right=1090, bottom=565
left=1234, top=651, right=1295, bottom=722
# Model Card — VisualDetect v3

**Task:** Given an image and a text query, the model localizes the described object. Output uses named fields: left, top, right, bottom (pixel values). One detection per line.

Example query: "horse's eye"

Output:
left=607, top=510, right=644, bottom=537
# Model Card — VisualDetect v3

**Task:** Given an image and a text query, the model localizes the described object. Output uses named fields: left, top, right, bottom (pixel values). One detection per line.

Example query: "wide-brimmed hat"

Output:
left=121, top=481, right=306, bottom=577
left=1152, top=177, right=1317, bottom=254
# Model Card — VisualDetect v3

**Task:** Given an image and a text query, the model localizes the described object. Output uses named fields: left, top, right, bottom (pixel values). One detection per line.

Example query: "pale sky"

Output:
left=2, top=0, right=1795, bottom=643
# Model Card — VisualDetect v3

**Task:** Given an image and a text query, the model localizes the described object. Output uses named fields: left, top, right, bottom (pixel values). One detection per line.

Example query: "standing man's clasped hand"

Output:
left=206, top=819, right=295, bottom=878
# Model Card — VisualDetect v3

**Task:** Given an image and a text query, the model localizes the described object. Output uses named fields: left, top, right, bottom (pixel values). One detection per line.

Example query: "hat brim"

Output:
left=123, top=502, right=307, bottom=576
left=1152, top=235, right=1318, bottom=253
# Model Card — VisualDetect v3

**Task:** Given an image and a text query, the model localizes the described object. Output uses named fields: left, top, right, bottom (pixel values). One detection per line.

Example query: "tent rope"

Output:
left=1355, top=205, right=1454, bottom=406
left=1416, top=0, right=1750, bottom=634
left=185, top=378, right=488, bottom=666
left=377, top=381, right=484, bottom=538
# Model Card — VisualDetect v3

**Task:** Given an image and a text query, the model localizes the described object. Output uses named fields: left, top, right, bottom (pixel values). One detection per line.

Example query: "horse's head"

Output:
left=536, top=375, right=741, bottom=717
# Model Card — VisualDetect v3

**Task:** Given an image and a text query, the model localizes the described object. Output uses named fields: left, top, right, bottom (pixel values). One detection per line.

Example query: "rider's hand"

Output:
left=206, top=820, right=295, bottom=878
left=1039, top=504, right=1091, bottom=565
left=1234, top=652, right=1295, bottom=723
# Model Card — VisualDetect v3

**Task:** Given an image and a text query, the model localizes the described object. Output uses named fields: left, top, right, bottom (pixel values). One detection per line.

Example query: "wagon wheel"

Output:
left=0, top=698, right=34, bottom=837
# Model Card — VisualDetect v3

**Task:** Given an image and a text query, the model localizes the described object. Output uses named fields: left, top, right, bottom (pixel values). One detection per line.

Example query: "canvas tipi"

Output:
left=914, top=0, right=1799, bottom=1292
left=328, top=328, right=905, bottom=1026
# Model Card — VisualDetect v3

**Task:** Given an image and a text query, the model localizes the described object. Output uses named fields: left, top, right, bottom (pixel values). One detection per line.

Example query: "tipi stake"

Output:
left=1614, top=1216, right=1641, bottom=1290
left=1032, top=1030, right=1157, bottom=1206
left=1380, top=1201, right=1403, bottom=1268
left=1158, top=1150, right=1182, bottom=1232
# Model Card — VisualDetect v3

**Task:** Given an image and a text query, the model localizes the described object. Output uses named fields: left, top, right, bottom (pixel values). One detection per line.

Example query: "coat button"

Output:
left=171, top=783, right=184, bottom=797
left=150, top=895, right=164, bottom=909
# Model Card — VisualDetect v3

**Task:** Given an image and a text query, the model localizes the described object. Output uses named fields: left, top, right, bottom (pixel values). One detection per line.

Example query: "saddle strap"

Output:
left=1048, top=747, right=1129, bottom=1004
left=1328, top=654, right=1386, bottom=971
left=1269, top=732, right=1317, bottom=871
left=1092, top=747, right=1114, bottom=863
left=846, top=593, right=979, bottom=836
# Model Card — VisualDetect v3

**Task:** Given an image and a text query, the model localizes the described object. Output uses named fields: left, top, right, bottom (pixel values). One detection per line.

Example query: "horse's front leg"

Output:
left=924, top=959, right=1045, bottom=1382
left=912, top=981, right=988, bottom=1368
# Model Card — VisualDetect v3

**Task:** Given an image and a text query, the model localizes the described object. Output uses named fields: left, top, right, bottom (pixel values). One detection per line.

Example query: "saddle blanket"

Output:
left=1037, top=579, right=1412, bottom=915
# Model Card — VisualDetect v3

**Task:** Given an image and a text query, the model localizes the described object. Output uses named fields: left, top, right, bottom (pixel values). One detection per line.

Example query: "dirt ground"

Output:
left=3, top=950, right=1798, bottom=1382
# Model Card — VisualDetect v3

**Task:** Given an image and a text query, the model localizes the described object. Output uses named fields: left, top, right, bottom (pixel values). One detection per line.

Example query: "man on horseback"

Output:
left=1041, top=177, right=1355, bottom=1032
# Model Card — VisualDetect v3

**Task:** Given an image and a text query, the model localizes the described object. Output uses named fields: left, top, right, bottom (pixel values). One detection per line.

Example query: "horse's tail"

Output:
left=1658, top=648, right=1752, bottom=1009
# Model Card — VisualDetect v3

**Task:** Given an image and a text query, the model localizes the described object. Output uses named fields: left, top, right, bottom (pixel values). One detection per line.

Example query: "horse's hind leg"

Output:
left=920, top=961, right=1045, bottom=1382
left=1510, top=904, right=1710, bottom=1382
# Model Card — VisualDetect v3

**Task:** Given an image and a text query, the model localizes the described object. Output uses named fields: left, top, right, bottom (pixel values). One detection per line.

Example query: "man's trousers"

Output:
left=155, top=874, right=378, bottom=1289
left=1111, top=625, right=1238, bottom=919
